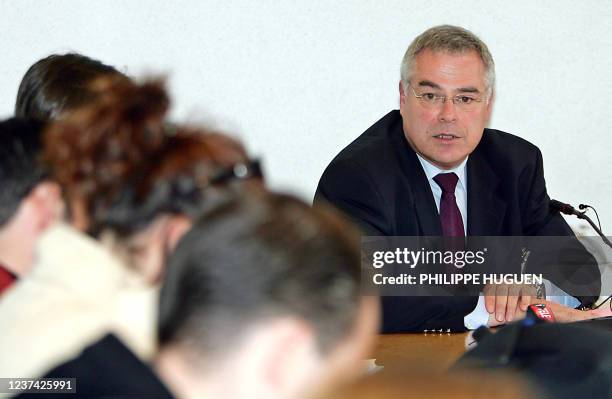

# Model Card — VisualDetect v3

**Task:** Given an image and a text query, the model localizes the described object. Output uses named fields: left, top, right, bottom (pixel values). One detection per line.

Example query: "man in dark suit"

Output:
left=315, top=25, right=601, bottom=333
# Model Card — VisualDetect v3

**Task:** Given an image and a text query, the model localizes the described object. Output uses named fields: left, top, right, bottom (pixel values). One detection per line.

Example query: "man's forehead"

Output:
left=412, top=49, right=487, bottom=90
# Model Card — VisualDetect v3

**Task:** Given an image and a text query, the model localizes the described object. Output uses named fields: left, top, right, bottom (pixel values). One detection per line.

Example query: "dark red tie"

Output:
left=433, top=173, right=465, bottom=237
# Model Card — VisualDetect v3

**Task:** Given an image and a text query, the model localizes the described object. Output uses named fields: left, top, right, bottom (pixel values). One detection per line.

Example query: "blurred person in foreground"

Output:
left=15, top=52, right=127, bottom=121
left=0, top=53, right=128, bottom=291
left=30, top=191, right=379, bottom=399
left=0, top=77, right=260, bottom=378
left=0, top=118, right=62, bottom=295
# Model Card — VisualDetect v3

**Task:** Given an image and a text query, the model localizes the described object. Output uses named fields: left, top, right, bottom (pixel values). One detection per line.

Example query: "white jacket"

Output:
left=0, top=223, right=157, bottom=379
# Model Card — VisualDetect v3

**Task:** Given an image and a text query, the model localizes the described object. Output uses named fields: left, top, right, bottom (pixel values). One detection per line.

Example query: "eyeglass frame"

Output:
left=209, top=159, right=263, bottom=186
left=409, top=86, right=486, bottom=109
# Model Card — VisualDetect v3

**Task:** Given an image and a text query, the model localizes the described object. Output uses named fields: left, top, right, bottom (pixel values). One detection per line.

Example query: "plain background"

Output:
left=1, top=1, right=611, bottom=234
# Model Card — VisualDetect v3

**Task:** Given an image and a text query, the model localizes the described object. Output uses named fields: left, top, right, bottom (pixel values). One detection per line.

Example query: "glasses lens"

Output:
left=453, top=96, right=480, bottom=110
left=416, top=92, right=442, bottom=108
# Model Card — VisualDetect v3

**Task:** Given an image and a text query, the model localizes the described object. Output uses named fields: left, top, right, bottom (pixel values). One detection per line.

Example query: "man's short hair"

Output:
left=15, top=53, right=126, bottom=121
left=400, top=25, right=495, bottom=95
left=0, top=118, right=47, bottom=226
left=158, top=189, right=362, bottom=363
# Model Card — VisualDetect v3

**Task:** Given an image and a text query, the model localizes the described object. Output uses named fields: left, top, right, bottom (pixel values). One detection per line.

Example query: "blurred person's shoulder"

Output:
left=18, top=334, right=173, bottom=399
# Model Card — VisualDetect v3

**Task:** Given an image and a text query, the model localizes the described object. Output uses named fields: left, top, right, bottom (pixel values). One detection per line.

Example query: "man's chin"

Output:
left=425, top=154, right=467, bottom=170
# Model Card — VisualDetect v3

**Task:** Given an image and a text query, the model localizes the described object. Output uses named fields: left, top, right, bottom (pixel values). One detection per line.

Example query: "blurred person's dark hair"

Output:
left=0, top=118, right=47, bottom=226
left=159, top=190, right=362, bottom=359
left=15, top=53, right=127, bottom=121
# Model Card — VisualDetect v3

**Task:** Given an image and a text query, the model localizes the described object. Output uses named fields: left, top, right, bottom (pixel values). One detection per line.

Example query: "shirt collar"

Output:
left=416, top=153, right=468, bottom=190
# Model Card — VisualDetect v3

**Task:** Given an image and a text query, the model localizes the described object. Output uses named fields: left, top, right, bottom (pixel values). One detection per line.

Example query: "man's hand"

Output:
left=545, top=300, right=612, bottom=322
left=486, top=298, right=611, bottom=327
left=484, top=283, right=534, bottom=324
left=592, top=302, right=612, bottom=318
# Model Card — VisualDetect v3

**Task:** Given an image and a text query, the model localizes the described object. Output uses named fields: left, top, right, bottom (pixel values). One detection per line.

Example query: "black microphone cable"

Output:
left=590, top=295, right=612, bottom=313
left=575, top=204, right=610, bottom=312
left=578, top=203, right=602, bottom=232
left=551, top=199, right=612, bottom=249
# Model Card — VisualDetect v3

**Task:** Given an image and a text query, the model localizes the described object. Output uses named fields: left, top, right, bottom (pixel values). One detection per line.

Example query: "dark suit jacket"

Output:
left=314, top=110, right=600, bottom=332
left=19, top=334, right=174, bottom=399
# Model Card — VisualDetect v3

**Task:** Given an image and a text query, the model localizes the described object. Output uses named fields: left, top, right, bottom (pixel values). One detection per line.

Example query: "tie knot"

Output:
left=434, top=173, right=459, bottom=193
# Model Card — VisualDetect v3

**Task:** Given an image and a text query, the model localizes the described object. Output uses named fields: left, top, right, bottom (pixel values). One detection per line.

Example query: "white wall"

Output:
left=1, top=1, right=611, bottom=233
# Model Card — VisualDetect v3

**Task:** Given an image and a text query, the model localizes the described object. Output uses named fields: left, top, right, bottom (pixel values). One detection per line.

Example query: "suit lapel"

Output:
left=390, top=125, right=442, bottom=236
left=466, top=146, right=506, bottom=235
left=408, top=154, right=443, bottom=236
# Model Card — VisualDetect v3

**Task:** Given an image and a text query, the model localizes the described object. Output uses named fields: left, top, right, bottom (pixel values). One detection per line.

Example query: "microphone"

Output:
left=549, top=199, right=581, bottom=216
left=527, top=303, right=556, bottom=323
left=550, top=199, right=612, bottom=249
left=520, top=303, right=556, bottom=328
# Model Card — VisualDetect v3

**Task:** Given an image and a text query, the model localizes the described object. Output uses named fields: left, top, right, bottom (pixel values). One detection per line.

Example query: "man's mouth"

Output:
left=433, top=133, right=459, bottom=140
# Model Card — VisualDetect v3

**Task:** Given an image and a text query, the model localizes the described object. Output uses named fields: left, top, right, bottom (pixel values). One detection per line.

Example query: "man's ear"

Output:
left=163, top=215, right=192, bottom=253
left=257, top=318, right=320, bottom=398
left=399, top=81, right=406, bottom=104
left=26, top=181, right=63, bottom=233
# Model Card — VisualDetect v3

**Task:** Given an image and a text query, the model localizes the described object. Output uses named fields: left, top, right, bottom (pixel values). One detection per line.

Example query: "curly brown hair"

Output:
left=44, top=77, right=255, bottom=237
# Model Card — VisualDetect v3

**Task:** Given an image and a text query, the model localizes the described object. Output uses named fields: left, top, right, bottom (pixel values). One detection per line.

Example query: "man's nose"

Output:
left=438, top=98, right=457, bottom=123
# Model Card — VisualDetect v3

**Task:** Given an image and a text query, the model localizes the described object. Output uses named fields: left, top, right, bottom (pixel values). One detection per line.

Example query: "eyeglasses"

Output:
left=209, top=159, right=263, bottom=185
left=410, top=87, right=484, bottom=110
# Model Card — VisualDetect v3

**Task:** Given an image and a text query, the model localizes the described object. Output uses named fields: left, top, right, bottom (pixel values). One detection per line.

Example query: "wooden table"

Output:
left=374, top=332, right=469, bottom=370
